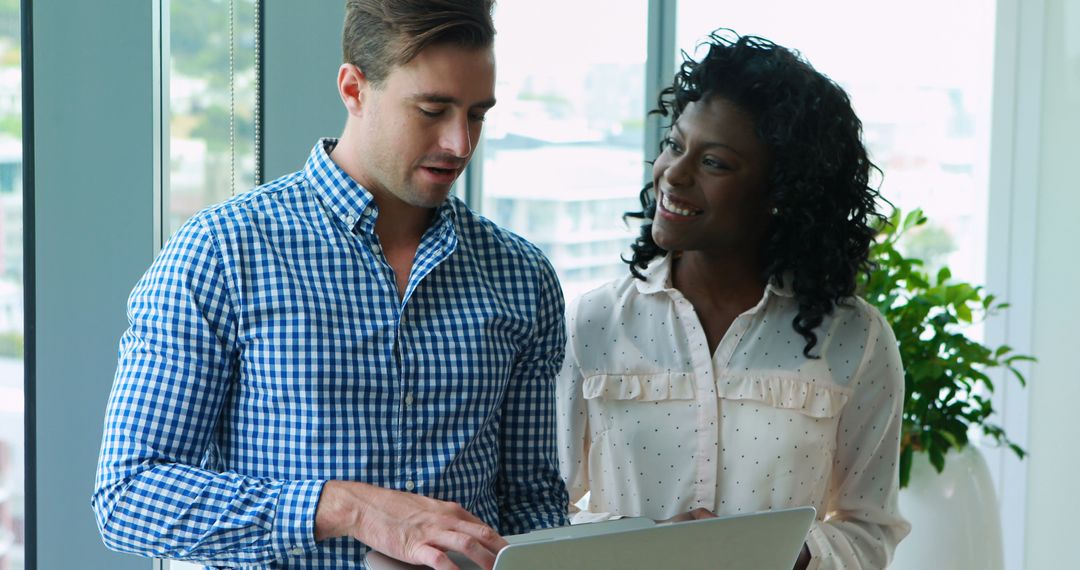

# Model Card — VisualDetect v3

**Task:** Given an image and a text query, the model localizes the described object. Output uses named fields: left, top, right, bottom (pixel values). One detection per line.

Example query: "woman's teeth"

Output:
left=662, top=193, right=702, bottom=216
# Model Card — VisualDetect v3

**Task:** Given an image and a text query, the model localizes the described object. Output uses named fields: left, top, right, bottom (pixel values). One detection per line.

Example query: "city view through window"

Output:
left=482, top=0, right=649, bottom=303
left=169, top=0, right=257, bottom=236
left=0, top=0, right=22, bottom=567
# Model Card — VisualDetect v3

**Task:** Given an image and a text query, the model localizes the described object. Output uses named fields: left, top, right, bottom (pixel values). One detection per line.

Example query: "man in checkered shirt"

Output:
left=91, top=1, right=569, bottom=568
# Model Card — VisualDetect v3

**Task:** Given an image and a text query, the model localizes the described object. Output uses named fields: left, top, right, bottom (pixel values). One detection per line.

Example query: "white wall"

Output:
left=1025, top=0, right=1080, bottom=567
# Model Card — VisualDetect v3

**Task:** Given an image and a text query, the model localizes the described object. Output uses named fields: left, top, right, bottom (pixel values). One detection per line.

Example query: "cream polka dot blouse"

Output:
left=557, top=255, right=911, bottom=569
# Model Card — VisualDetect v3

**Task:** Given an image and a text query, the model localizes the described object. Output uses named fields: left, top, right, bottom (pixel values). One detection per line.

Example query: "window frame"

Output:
left=984, top=1, right=1043, bottom=567
left=26, top=1, right=165, bottom=569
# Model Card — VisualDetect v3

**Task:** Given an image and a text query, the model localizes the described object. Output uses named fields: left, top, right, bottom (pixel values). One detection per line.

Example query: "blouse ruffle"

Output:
left=583, top=372, right=851, bottom=418
left=716, top=374, right=852, bottom=419
left=582, top=372, right=695, bottom=401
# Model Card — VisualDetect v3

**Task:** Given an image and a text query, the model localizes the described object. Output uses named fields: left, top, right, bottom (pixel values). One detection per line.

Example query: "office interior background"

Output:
left=0, top=0, right=1075, bottom=568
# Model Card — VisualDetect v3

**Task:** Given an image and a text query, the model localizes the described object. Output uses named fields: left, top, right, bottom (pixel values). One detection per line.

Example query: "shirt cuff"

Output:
left=271, top=479, right=326, bottom=559
left=804, top=521, right=827, bottom=570
left=568, top=510, right=615, bottom=524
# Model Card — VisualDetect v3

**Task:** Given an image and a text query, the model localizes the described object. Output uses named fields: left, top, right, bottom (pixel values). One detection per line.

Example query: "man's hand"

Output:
left=315, top=481, right=509, bottom=570
left=655, top=507, right=718, bottom=524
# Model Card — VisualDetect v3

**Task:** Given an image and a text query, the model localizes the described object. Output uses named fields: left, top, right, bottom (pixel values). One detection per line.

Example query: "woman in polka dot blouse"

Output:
left=557, top=30, right=910, bottom=570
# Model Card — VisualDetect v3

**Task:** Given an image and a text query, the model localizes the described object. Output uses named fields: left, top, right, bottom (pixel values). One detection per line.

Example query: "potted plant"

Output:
left=857, top=209, right=1035, bottom=569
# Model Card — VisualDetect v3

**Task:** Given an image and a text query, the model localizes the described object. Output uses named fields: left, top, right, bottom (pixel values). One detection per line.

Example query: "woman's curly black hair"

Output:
left=624, top=30, right=886, bottom=358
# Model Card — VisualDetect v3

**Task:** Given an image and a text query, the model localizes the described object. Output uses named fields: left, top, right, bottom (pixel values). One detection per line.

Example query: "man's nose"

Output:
left=440, top=115, right=472, bottom=158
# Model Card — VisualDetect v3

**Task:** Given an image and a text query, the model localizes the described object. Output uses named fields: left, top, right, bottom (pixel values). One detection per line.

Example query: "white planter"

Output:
left=166, top=561, right=204, bottom=570
left=890, top=445, right=1003, bottom=570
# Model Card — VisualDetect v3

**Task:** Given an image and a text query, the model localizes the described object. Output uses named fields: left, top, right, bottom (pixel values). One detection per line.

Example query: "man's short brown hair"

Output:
left=343, top=0, right=496, bottom=86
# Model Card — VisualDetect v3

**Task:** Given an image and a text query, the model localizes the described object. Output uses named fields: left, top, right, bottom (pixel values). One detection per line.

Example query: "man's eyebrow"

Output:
left=411, top=93, right=497, bottom=109
left=672, top=123, right=743, bottom=157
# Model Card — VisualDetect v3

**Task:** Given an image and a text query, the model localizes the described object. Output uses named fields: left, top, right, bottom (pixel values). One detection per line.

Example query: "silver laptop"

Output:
left=366, top=506, right=815, bottom=570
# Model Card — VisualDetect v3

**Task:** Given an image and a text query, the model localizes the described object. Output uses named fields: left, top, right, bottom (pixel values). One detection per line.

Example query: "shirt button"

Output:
left=404, top=393, right=414, bottom=406
left=372, top=243, right=382, bottom=254
left=345, top=215, right=355, bottom=225
left=405, top=480, right=416, bottom=491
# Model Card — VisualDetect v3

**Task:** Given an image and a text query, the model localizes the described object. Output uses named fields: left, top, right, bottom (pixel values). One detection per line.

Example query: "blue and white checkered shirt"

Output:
left=92, top=140, right=569, bottom=568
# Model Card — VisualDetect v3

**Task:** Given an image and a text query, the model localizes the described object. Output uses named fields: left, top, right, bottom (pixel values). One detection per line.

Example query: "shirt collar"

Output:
left=302, top=138, right=457, bottom=235
left=765, top=275, right=795, bottom=298
left=633, top=253, right=675, bottom=295
left=633, top=253, right=795, bottom=298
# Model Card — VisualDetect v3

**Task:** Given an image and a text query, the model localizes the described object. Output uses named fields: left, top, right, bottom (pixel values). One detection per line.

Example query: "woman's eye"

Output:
left=703, top=157, right=730, bottom=170
left=662, top=138, right=684, bottom=154
left=419, top=108, right=443, bottom=118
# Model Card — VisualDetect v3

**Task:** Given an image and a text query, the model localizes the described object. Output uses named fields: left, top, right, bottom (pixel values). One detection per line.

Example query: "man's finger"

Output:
left=451, top=530, right=499, bottom=570
left=429, top=530, right=499, bottom=570
left=453, top=519, right=509, bottom=552
left=414, top=544, right=461, bottom=570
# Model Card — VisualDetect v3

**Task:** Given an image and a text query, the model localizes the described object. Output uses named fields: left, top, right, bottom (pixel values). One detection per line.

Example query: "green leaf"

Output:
left=899, top=445, right=914, bottom=489
left=902, top=209, right=927, bottom=232
left=1008, top=366, right=1029, bottom=387
left=955, top=303, right=973, bottom=323
left=928, top=445, right=946, bottom=473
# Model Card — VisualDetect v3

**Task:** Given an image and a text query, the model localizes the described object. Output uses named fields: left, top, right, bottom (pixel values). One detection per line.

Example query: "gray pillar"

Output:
left=29, top=0, right=160, bottom=568
left=261, top=0, right=346, bottom=180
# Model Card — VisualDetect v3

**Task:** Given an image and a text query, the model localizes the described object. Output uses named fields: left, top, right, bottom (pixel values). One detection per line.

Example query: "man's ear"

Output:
left=338, top=63, right=368, bottom=117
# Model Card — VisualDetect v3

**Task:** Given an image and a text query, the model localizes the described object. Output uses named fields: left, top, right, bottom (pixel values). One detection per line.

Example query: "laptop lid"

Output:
left=367, top=506, right=815, bottom=570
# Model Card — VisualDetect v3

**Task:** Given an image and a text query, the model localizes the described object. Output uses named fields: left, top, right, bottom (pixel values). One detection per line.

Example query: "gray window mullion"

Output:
left=29, top=0, right=162, bottom=568
left=644, top=0, right=676, bottom=185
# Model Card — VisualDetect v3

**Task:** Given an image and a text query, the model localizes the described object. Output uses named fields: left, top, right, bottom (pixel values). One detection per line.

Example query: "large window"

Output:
left=482, top=0, right=649, bottom=303
left=677, top=0, right=996, bottom=287
left=169, top=0, right=258, bottom=235
left=480, top=2, right=996, bottom=302
left=0, top=0, right=21, bottom=566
